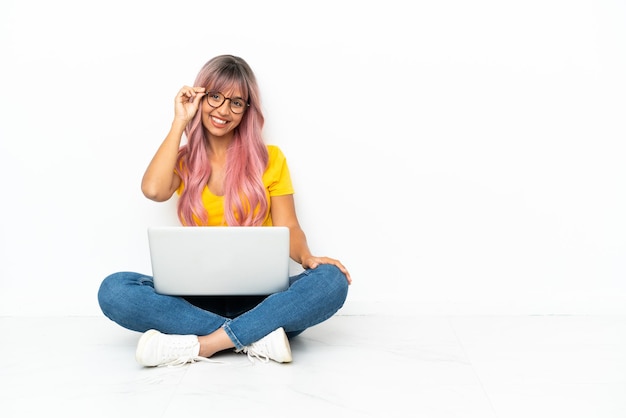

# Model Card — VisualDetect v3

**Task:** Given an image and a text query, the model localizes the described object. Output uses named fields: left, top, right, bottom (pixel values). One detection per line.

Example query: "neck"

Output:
left=206, top=135, right=233, bottom=159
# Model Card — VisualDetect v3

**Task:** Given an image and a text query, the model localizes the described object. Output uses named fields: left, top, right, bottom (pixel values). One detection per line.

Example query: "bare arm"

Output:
left=141, top=120, right=185, bottom=201
left=141, top=86, right=206, bottom=202
left=270, top=194, right=352, bottom=284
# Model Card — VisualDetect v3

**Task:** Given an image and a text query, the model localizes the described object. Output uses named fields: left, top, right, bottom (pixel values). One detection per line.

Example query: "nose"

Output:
left=216, top=98, right=232, bottom=114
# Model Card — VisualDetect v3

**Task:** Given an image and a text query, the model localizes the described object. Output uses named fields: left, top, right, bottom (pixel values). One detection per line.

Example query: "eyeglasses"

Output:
left=205, top=91, right=249, bottom=114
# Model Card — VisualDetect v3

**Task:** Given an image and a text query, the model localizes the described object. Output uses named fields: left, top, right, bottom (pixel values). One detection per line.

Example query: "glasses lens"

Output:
left=206, top=92, right=225, bottom=108
left=229, top=98, right=247, bottom=114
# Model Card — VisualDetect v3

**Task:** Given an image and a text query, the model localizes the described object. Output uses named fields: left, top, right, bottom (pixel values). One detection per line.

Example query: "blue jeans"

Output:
left=97, top=264, right=349, bottom=349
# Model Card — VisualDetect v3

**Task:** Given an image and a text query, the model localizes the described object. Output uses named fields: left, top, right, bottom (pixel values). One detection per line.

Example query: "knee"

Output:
left=314, top=264, right=349, bottom=305
left=97, top=273, right=120, bottom=314
left=317, top=264, right=349, bottom=286
left=98, top=271, right=123, bottom=295
left=97, top=271, right=137, bottom=315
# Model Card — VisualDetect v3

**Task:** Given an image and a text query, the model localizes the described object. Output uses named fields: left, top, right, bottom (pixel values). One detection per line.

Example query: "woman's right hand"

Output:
left=174, top=86, right=206, bottom=123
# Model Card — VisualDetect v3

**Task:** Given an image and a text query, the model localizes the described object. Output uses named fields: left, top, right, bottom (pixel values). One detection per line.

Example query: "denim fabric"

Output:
left=97, top=264, right=349, bottom=349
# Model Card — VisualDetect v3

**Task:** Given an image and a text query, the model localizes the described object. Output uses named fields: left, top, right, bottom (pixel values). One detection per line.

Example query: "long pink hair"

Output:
left=175, top=55, right=269, bottom=226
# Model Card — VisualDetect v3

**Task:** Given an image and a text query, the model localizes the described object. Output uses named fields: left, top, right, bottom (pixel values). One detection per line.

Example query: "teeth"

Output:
left=212, top=116, right=228, bottom=124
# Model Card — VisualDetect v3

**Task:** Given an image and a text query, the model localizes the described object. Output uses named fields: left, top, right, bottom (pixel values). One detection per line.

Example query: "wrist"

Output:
left=170, top=118, right=188, bottom=133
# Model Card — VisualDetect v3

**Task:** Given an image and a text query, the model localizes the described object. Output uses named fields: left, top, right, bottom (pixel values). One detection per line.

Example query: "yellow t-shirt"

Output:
left=177, top=145, right=294, bottom=226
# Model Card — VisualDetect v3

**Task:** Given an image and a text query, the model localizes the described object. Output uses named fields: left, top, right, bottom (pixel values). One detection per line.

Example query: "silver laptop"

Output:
left=147, top=226, right=290, bottom=295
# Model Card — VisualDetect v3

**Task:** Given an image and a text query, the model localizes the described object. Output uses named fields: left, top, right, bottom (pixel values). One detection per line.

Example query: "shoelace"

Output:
left=242, top=345, right=271, bottom=363
left=158, top=355, right=222, bottom=368
left=155, top=339, right=222, bottom=368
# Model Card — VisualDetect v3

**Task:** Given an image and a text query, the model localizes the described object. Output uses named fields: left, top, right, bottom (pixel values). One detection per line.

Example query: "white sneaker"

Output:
left=135, top=329, right=208, bottom=367
left=239, top=327, right=292, bottom=363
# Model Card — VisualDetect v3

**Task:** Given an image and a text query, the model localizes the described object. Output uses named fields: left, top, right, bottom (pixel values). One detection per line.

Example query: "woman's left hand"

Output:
left=302, top=256, right=352, bottom=285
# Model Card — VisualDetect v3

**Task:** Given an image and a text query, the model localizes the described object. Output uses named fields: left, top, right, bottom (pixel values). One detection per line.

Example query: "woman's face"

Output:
left=201, top=87, right=247, bottom=139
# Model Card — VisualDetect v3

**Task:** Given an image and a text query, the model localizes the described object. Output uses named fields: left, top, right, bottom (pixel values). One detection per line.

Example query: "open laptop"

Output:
left=147, top=226, right=290, bottom=296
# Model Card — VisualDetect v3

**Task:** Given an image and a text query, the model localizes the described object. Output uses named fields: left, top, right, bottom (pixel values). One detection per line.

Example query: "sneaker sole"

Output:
left=135, top=329, right=160, bottom=366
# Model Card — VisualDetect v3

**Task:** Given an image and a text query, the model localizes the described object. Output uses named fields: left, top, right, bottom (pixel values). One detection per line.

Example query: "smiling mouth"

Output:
left=211, top=116, right=228, bottom=125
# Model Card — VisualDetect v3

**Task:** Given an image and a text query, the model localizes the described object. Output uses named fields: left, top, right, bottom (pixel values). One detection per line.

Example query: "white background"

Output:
left=1, top=0, right=624, bottom=316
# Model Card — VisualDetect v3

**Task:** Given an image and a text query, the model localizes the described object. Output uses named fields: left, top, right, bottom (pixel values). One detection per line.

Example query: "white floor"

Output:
left=1, top=314, right=625, bottom=418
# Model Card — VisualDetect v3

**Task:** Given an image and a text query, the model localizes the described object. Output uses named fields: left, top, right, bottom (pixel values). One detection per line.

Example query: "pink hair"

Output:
left=175, top=55, right=269, bottom=226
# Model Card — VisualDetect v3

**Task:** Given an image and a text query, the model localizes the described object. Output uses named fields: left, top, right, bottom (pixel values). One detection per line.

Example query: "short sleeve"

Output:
left=264, top=145, right=294, bottom=196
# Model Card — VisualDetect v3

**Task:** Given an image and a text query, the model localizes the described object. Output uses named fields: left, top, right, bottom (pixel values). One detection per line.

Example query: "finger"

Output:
left=337, top=264, right=351, bottom=284
left=328, top=259, right=352, bottom=284
left=178, top=86, right=201, bottom=100
left=179, top=85, right=192, bottom=95
left=185, top=86, right=206, bottom=96
left=315, top=257, right=352, bottom=284
left=176, top=87, right=193, bottom=102
left=191, top=90, right=205, bottom=106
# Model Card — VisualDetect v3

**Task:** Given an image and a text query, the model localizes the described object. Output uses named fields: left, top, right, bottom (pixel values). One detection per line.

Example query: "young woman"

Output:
left=97, top=55, right=351, bottom=367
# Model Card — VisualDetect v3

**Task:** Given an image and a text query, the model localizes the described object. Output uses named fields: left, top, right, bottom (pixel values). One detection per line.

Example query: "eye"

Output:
left=232, top=98, right=245, bottom=108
